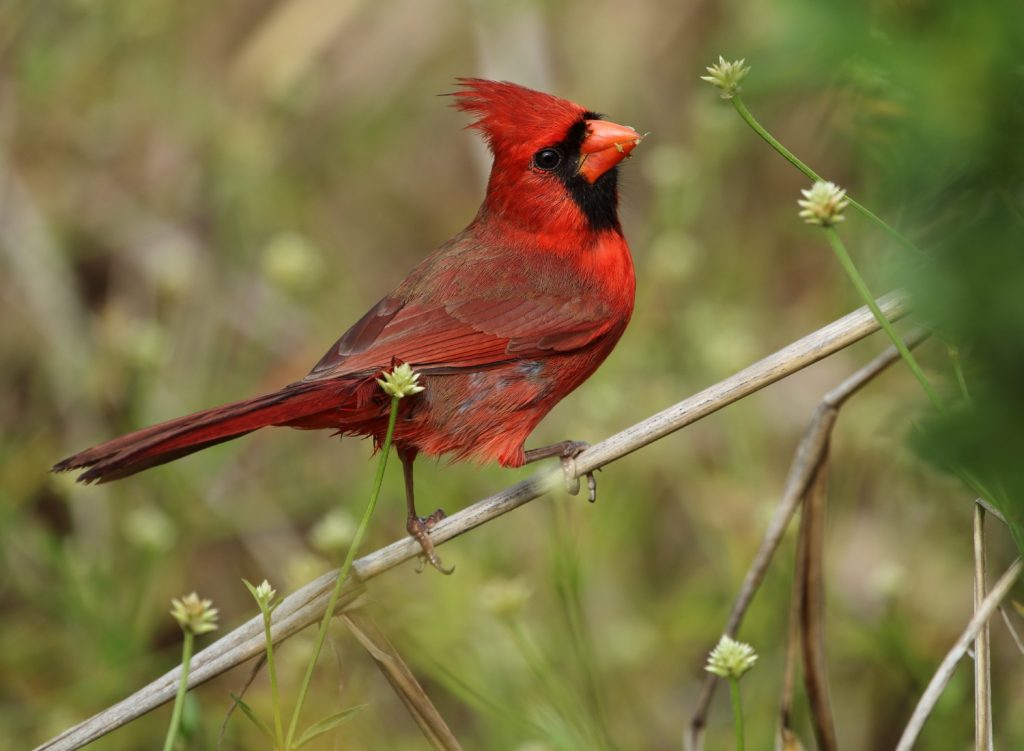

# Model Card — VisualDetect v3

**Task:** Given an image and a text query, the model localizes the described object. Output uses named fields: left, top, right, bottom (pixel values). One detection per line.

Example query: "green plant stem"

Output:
left=731, top=95, right=924, bottom=258
left=729, top=678, right=745, bottom=751
left=263, top=608, right=283, bottom=749
left=823, top=228, right=943, bottom=411
left=285, top=395, right=400, bottom=749
left=162, top=630, right=194, bottom=751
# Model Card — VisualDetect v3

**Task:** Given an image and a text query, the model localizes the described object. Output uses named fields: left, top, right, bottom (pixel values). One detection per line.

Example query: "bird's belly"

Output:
left=395, top=359, right=559, bottom=467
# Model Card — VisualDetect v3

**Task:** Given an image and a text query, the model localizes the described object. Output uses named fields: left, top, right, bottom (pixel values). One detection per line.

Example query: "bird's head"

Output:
left=452, top=79, right=642, bottom=238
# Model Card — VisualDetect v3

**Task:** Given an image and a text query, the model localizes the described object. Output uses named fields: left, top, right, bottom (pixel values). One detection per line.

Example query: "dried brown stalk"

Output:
left=973, top=505, right=992, bottom=751
left=343, top=611, right=463, bottom=751
left=799, top=458, right=837, bottom=751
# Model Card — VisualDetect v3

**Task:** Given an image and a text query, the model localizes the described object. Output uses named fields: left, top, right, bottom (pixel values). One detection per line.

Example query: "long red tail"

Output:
left=53, top=380, right=355, bottom=484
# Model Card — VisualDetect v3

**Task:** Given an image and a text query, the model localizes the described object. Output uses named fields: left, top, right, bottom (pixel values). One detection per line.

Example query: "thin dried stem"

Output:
left=895, top=558, right=1023, bottom=751
left=216, top=653, right=267, bottom=749
left=778, top=495, right=809, bottom=751
left=973, top=505, right=992, bottom=750
left=343, top=611, right=462, bottom=751
left=799, top=459, right=838, bottom=751
left=35, top=292, right=910, bottom=751
left=975, top=498, right=1007, bottom=527
left=998, top=606, right=1024, bottom=657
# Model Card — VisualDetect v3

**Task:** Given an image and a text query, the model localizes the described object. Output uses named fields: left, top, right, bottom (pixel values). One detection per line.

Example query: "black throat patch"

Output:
left=552, top=117, right=622, bottom=233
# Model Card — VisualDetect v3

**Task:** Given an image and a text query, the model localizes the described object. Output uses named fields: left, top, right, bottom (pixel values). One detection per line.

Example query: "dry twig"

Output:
left=343, top=611, right=463, bottom=751
left=34, top=292, right=909, bottom=751
left=216, top=652, right=267, bottom=748
left=975, top=499, right=1024, bottom=653
left=895, top=558, right=1023, bottom=751
left=799, top=459, right=837, bottom=751
left=778, top=515, right=806, bottom=751
left=999, top=606, right=1024, bottom=657
left=974, top=505, right=993, bottom=750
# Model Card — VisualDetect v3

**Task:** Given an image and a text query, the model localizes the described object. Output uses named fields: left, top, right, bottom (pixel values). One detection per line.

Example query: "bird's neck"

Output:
left=472, top=203, right=607, bottom=254
left=478, top=162, right=623, bottom=241
left=476, top=195, right=623, bottom=253
left=469, top=203, right=635, bottom=312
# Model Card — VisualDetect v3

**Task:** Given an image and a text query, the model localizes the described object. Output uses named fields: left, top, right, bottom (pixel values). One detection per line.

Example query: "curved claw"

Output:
left=558, top=444, right=598, bottom=504
left=523, top=439, right=599, bottom=503
left=407, top=512, right=454, bottom=575
left=561, top=454, right=582, bottom=495
left=584, top=470, right=597, bottom=503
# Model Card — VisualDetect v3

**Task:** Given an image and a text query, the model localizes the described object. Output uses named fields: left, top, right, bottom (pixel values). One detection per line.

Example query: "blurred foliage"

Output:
left=1, top=0, right=1022, bottom=749
left=863, top=2, right=1024, bottom=551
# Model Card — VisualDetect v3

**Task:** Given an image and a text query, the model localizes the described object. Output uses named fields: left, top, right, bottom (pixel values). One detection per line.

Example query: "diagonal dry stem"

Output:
left=343, top=611, right=462, bottom=751
left=35, top=292, right=910, bottom=751
left=895, top=558, right=1023, bottom=751
left=216, top=652, right=267, bottom=749
left=999, top=605, right=1024, bottom=656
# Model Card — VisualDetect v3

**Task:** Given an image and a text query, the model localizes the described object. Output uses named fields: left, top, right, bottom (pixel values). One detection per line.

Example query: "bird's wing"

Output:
left=304, top=224, right=635, bottom=380
left=306, top=292, right=617, bottom=379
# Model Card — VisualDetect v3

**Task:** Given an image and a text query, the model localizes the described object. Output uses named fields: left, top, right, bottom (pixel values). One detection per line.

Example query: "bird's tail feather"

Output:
left=53, top=381, right=352, bottom=484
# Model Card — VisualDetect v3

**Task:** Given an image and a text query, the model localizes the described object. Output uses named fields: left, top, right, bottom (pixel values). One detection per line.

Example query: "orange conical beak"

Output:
left=578, top=119, right=643, bottom=183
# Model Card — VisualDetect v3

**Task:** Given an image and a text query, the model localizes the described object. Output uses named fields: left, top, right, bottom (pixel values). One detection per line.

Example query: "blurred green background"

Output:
left=2, top=0, right=1021, bottom=748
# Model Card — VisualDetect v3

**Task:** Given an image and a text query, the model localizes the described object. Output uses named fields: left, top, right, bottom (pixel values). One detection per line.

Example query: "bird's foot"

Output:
left=559, top=442, right=598, bottom=503
left=524, top=439, right=598, bottom=503
left=407, top=510, right=454, bottom=575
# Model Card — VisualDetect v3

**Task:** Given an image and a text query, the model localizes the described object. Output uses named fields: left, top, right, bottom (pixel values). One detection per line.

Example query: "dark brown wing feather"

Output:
left=305, top=233, right=615, bottom=380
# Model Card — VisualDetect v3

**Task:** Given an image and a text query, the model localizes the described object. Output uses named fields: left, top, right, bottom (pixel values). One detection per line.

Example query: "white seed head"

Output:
left=377, top=362, right=425, bottom=399
left=798, top=180, right=850, bottom=227
left=256, top=580, right=276, bottom=605
left=700, top=56, right=751, bottom=99
left=170, top=592, right=219, bottom=635
left=243, top=578, right=280, bottom=613
left=706, top=634, right=758, bottom=679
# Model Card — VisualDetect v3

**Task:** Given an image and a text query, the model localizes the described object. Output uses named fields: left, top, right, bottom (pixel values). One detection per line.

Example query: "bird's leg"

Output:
left=400, top=451, right=454, bottom=575
left=523, top=439, right=597, bottom=503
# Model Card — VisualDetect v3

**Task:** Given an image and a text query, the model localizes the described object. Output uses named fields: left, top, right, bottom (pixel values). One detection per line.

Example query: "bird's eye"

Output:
left=532, top=148, right=562, bottom=171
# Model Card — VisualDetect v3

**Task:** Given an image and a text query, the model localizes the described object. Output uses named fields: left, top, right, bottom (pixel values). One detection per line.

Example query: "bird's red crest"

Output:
left=451, top=78, right=586, bottom=152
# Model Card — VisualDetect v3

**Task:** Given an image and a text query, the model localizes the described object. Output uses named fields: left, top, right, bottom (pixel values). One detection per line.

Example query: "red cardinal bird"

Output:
left=54, top=79, right=642, bottom=571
